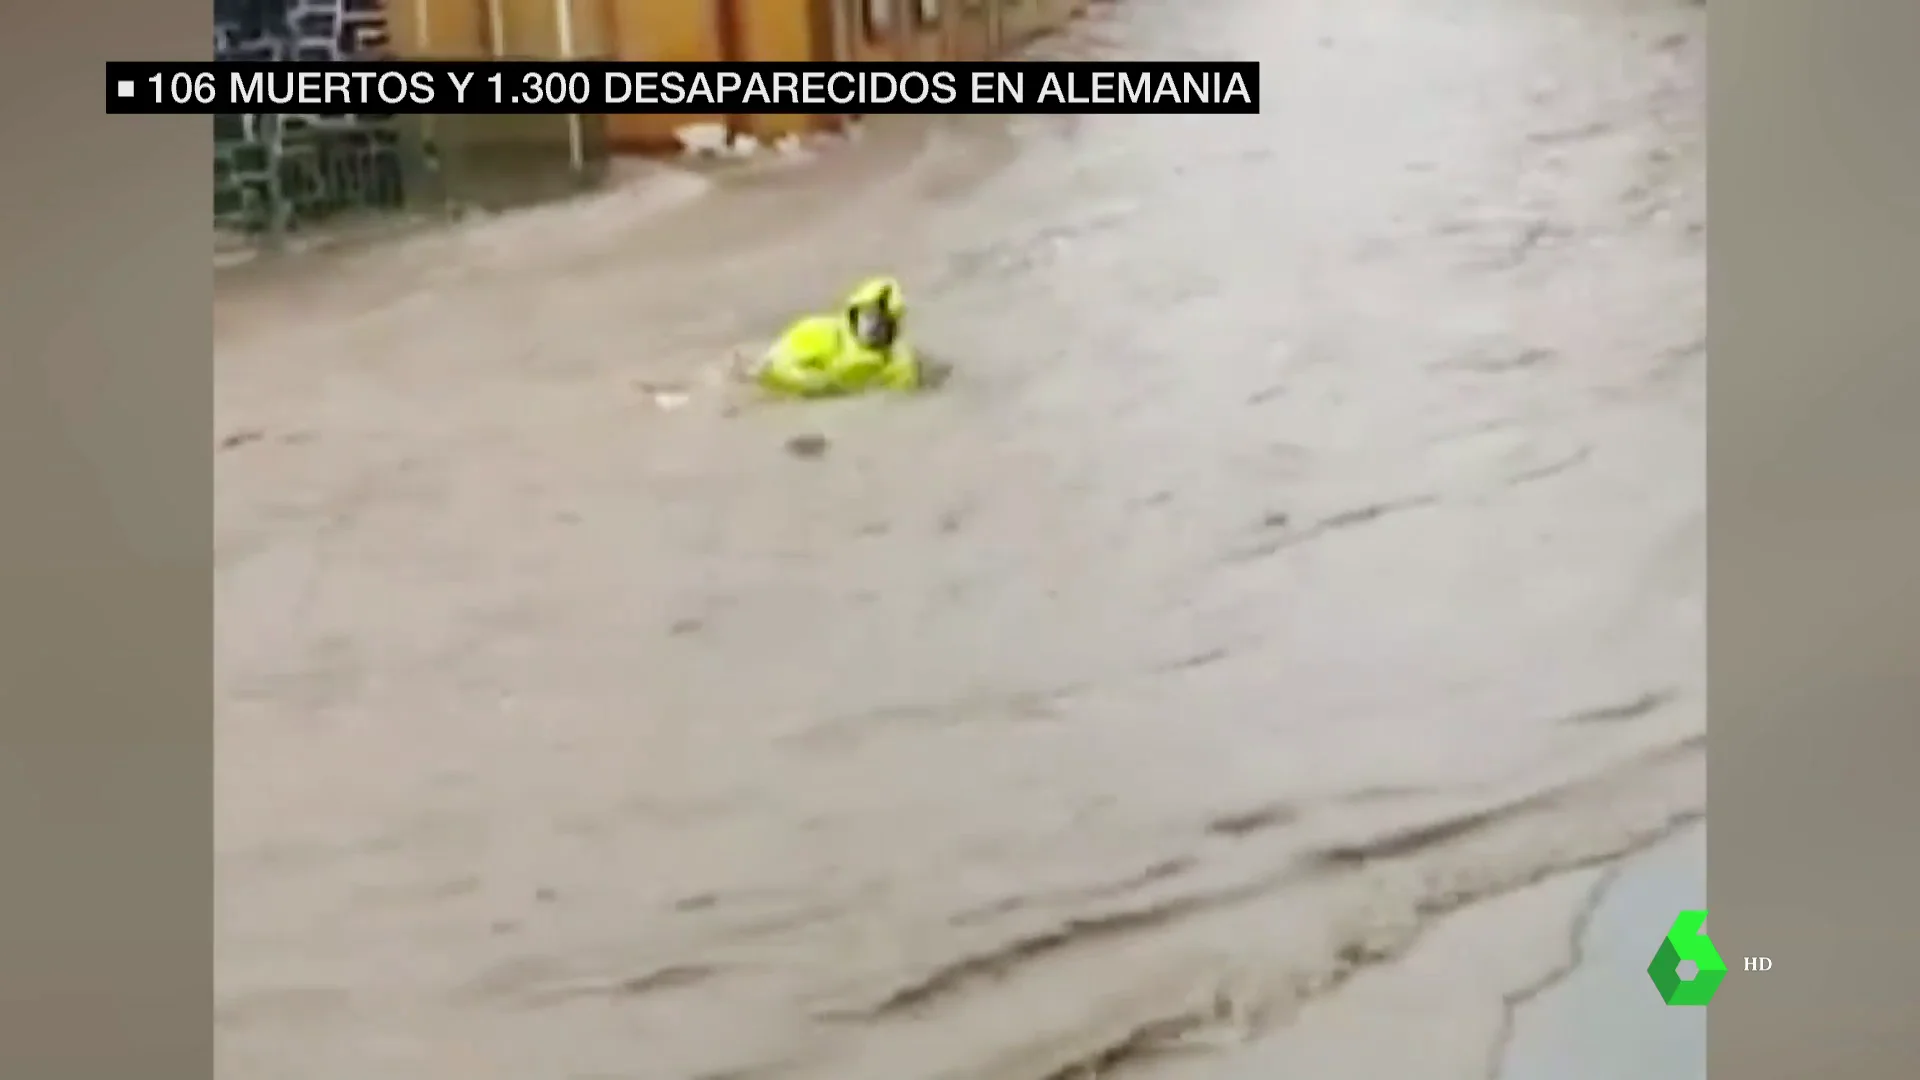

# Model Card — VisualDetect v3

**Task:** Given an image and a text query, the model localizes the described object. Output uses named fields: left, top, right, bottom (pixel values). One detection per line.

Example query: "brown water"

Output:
left=214, top=0, right=1705, bottom=1076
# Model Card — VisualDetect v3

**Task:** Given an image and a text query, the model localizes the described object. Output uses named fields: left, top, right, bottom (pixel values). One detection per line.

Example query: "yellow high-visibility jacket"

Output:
left=756, top=277, right=920, bottom=397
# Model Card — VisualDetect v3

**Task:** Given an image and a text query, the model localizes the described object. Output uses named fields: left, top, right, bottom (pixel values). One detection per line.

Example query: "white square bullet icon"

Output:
left=116, top=80, right=135, bottom=98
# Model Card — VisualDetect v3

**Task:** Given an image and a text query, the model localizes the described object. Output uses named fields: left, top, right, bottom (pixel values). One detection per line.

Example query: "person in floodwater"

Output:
left=753, top=276, right=923, bottom=397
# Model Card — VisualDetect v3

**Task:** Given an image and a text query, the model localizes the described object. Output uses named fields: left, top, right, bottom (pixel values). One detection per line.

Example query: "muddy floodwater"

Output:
left=214, top=0, right=1705, bottom=1076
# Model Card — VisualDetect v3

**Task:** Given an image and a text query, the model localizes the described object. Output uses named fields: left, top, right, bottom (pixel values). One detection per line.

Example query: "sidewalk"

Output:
left=1498, top=823, right=1706, bottom=1080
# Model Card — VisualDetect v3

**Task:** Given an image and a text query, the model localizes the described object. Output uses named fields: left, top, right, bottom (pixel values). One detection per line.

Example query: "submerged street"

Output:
left=215, top=0, right=1705, bottom=1076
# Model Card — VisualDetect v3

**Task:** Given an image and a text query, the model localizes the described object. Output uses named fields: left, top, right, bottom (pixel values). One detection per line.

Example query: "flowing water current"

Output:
left=216, top=0, right=1705, bottom=1075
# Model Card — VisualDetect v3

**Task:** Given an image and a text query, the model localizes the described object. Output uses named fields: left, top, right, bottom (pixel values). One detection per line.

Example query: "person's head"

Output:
left=845, top=276, right=906, bottom=350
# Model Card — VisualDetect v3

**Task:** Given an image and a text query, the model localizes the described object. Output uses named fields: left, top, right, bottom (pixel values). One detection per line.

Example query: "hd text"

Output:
left=105, top=60, right=1260, bottom=116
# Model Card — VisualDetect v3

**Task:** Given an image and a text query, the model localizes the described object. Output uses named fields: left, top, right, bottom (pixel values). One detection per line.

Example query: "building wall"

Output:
left=385, top=0, right=613, bottom=187
left=733, top=0, right=836, bottom=144
left=384, top=0, right=485, bottom=56
left=388, top=0, right=611, bottom=58
left=601, top=0, right=728, bottom=149
left=840, top=0, right=897, bottom=63
left=600, top=0, right=836, bottom=151
left=833, top=1, right=959, bottom=64
left=899, top=0, right=949, bottom=62
left=997, top=0, right=1077, bottom=51
left=500, top=0, right=613, bottom=58
left=386, top=0, right=1083, bottom=68
left=835, top=0, right=1080, bottom=65
left=950, top=0, right=996, bottom=62
left=381, top=0, right=1102, bottom=156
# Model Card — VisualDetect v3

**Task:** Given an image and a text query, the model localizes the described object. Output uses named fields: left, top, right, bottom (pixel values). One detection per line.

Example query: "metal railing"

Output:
left=214, top=111, right=417, bottom=237
left=213, top=0, right=609, bottom=249
left=215, top=109, right=611, bottom=247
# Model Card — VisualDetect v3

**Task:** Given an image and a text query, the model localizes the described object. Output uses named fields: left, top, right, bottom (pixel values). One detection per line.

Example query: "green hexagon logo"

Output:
left=1648, top=909, right=1726, bottom=1005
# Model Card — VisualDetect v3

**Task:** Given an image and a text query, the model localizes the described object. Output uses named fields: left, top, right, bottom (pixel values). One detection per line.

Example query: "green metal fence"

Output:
left=214, top=110, right=612, bottom=246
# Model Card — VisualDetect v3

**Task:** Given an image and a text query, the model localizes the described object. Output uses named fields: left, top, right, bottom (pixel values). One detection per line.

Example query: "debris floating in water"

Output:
left=633, top=380, right=691, bottom=411
left=785, top=433, right=830, bottom=458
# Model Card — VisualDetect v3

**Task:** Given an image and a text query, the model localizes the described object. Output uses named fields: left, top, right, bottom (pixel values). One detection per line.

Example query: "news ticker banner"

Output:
left=104, top=60, right=1258, bottom=116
